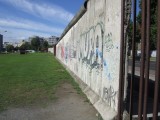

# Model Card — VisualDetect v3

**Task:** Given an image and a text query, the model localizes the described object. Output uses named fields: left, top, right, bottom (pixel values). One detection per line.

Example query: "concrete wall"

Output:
left=48, top=48, right=54, bottom=54
left=56, top=0, right=121, bottom=119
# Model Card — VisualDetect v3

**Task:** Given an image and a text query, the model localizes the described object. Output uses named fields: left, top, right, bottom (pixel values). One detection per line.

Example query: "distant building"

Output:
left=0, top=34, right=3, bottom=52
left=28, top=37, right=33, bottom=44
left=39, top=37, right=45, bottom=45
left=46, top=36, right=59, bottom=46
left=3, top=42, right=12, bottom=48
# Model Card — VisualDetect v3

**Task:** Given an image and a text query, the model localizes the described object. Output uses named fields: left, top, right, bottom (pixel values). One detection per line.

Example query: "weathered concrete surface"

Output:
left=56, top=0, right=122, bottom=119
left=57, top=58, right=117, bottom=120
left=48, top=48, right=54, bottom=53
left=0, top=83, right=98, bottom=120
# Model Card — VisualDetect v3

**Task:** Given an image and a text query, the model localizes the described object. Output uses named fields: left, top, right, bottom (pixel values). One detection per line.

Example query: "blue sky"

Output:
left=0, top=0, right=84, bottom=42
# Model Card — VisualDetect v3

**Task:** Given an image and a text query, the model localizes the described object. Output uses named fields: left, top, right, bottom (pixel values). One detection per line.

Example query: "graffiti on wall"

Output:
left=59, top=41, right=77, bottom=62
left=104, top=33, right=114, bottom=52
left=71, top=21, right=117, bottom=82
left=56, top=1, right=121, bottom=112
left=103, top=86, right=118, bottom=108
left=65, top=43, right=69, bottom=63
left=61, top=46, right=64, bottom=59
left=69, top=45, right=76, bottom=59
left=58, top=23, right=117, bottom=81
left=103, top=59, right=112, bottom=80
left=77, top=22, right=104, bottom=74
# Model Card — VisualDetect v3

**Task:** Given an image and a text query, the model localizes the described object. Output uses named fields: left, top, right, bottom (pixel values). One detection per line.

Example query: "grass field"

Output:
left=0, top=53, right=81, bottom=111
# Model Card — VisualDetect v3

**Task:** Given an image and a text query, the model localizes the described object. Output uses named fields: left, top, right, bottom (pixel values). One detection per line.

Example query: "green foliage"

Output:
left=43, top=41, right=49, bottom=49
left=31, top=37, right=40, bottom=51
left=14, top=46, right=19, bottom=51
left=40, top=41, right=49, bottom=52
left=127, top=20, right=141, bottom=50
left=6, top=45, right=14, bottom=52
left=127, top=21, right=133, bottom=50
left=19, top=42, right=32, bottom=50
left=136, top=0, right=158, bottom=50
left=98, top=113, right=103, bottom=120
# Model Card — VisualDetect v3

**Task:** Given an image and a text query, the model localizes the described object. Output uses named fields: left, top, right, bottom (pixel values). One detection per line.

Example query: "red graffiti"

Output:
left=61, top=46, right=64, bottom=59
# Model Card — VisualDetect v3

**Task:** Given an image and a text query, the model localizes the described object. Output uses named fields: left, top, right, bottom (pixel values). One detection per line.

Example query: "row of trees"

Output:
left=6, top=36, right=49, bottom=52
left=128, top=0, right=158, bottom=50
left=30, top=36, right=49, bottom=51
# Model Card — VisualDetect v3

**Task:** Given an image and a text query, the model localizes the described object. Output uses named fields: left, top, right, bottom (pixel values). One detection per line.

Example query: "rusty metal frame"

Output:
left=142, top=0, right=151, bottom=119
left=129, top=0, right=136, bottom=119
left=118, top=0, right=160, bottom=119
left=138, top=0, right=146, bottom=119
left=118, top=0, right=125, bottom=119
left=153, top=0, right=160, bottom=119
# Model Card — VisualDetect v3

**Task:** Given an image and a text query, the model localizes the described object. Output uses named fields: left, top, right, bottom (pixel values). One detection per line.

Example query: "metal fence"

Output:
left=118, top=0, right=160, bottom=119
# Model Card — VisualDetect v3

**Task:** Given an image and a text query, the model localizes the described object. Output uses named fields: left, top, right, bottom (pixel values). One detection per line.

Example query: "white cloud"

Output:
left=2, top=27, right=53, bottom=43
left=2, top=0, right=74, bottom=22
left=0, top=17, right=63, bottom=42
left=0, top=17, right=63, bottom=34
left=0, top=0, right=75, bottom=42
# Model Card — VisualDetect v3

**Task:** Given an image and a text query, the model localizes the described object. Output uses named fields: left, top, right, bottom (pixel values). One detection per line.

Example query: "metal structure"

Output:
left=118, top=0, right=160, bottom=119
left=0, top=34, right=3, bottom=52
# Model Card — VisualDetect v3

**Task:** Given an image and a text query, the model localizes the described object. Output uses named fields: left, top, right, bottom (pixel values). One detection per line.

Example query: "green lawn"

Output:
left=0, top=53, right=81, bottom=111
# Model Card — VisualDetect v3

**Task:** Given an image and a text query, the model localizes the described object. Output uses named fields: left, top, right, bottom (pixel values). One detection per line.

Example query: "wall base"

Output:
left=56, top=58, right=118, bottom=120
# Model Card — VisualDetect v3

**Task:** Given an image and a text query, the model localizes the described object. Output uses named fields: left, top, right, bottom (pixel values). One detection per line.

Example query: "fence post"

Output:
left=118, top=0, right=125, bottom=119
left=153, top=0, right=160, bottom=119
left=54, top=45, right=56, bottom=56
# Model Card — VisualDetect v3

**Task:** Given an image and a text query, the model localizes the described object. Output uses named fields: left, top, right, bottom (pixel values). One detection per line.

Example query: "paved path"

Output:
left=0, top=83, right=98, bottom=120
left=128, top=60, right=156, bottom=70
left=128, top=66, right=155, bottom=81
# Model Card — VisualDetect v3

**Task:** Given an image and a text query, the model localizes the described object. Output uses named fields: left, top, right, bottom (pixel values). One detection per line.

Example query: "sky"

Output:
left=0, top=0, right=84, bottom=43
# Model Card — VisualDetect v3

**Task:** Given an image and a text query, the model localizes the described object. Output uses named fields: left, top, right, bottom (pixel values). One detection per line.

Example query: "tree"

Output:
left=43, top=41, right=49, bottom=49
left=127, top=20, right=141, bottom=50
left=40, top=41, right=49, bottom=52
left=14, top=46, right=19, bottom=51
left=137, top=0, right=158, bottom=50
left=20, top=42, right=32, bottom=50
left=6, top=45, right=14, bottom=52
left=31, top=37, right=40, bottom=51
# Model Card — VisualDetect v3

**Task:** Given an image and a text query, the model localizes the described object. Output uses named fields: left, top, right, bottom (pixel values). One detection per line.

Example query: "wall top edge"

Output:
left=58, top=0, right=89, bottom=41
